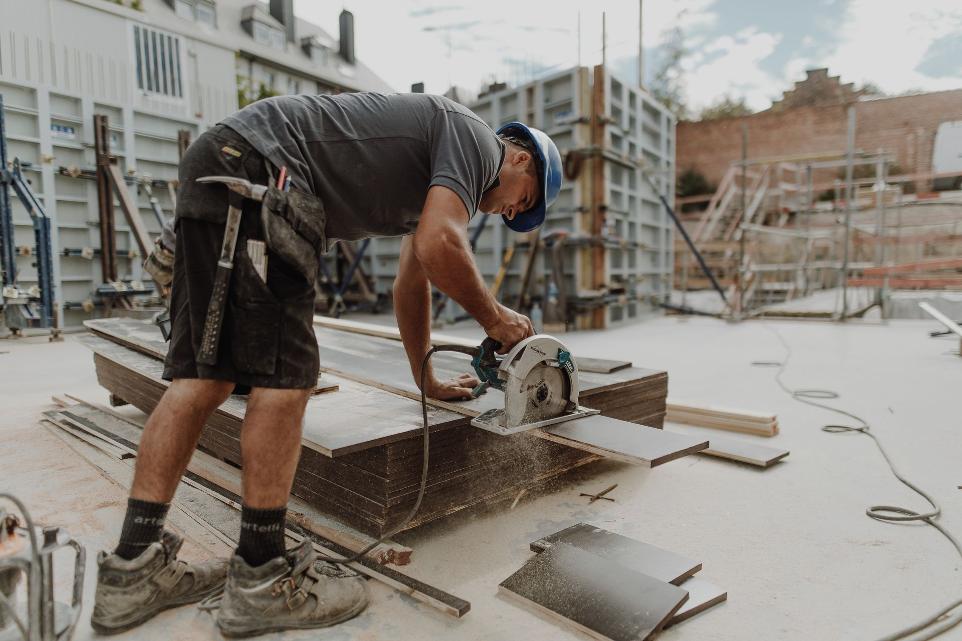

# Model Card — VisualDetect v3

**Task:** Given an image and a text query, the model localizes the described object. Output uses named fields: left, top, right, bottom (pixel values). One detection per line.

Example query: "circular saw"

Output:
left=469, top=335, right=599, bottom=436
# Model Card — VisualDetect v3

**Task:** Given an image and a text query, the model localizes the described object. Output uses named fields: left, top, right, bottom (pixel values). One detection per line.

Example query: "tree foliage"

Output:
left=698, top=95, right=752, bottom=121
left=648, top=25, right=688, bottom=120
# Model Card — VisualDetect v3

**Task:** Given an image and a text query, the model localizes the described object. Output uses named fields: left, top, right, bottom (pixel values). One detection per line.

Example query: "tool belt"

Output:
left=259, top=186, right=328, bottom=286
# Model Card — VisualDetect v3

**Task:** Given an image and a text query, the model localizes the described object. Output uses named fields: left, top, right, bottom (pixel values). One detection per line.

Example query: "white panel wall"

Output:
left=0, top=0, right=237, bottom=327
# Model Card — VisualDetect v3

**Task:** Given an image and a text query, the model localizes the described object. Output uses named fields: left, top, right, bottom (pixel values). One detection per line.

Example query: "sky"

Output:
left=294, top=0, right=962, bottom=114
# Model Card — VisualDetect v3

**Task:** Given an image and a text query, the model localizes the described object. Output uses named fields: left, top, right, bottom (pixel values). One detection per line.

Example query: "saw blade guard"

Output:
left=499, top=335, right=581, bottom=429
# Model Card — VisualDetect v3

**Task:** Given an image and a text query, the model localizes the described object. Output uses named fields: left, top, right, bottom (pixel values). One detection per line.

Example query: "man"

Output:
left=92, top=91, right=562, bottom=637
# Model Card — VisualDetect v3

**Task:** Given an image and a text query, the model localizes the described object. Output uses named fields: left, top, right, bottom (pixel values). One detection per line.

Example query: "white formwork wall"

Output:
left=364, top=66, right=675, bottom=328
left=0, top=0, right=236, bottom=328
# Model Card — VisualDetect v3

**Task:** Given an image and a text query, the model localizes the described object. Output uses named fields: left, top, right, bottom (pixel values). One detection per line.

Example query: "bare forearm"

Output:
left=415, top=233, right=499, bottom=329
left=394, top=276, right=433, bottom=385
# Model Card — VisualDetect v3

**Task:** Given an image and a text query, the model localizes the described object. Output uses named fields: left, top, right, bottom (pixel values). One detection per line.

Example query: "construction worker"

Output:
left=93, top=91, right=562, bottom=637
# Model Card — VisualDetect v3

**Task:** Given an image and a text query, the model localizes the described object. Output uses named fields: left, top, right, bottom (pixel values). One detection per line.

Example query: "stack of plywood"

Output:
left=84, top=318, right=694, bottom=537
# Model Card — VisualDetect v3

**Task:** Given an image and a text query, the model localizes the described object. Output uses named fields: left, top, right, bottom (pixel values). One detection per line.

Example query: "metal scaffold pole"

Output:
left=839, top=105, right=855, bottom=320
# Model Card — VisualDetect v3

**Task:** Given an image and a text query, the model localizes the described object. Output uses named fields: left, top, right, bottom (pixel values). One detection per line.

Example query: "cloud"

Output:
left=820, top=0, right=962, bottom=95
left=683, top=27, right=783, bottom=112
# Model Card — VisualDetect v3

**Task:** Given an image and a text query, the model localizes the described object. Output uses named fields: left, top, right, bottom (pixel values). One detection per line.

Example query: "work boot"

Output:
left=215, top=540, right=368, bottom=638
left=91, top=531, right=228, bottom=634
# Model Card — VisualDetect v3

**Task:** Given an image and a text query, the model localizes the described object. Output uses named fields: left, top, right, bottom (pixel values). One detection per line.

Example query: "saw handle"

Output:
left=478, top=337, right=502, bottom=367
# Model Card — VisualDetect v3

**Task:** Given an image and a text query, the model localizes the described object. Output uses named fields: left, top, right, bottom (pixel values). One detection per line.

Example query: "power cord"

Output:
left=760, top=325, right=962, bottom=641
left=316, top=344, right=476, bottom=566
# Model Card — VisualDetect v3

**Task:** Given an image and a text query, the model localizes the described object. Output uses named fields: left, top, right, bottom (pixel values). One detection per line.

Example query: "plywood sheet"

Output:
left=499, top=543, right=689, bottom=641
left=312, top=315, right=632, bottom=374
left=530, top=523, right=701, bottom=585
left=81, top=334, right=468, bottom=457
left=700, top=437, right=789, bottom=468
left=667, top=577, right=727, bottom=627
left=540, top=414, right=708, bottom=467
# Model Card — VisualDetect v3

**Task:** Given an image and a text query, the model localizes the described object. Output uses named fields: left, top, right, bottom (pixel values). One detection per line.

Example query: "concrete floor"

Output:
left=1, top=315, right=960, bottom=641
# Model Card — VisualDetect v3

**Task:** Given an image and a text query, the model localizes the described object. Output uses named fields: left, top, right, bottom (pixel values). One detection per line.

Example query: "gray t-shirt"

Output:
left=220, top=92, right=505, bottom=241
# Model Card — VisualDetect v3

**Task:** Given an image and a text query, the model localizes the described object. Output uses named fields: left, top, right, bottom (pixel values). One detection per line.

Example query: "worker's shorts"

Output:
left=162, top=126, right=319, bottom=391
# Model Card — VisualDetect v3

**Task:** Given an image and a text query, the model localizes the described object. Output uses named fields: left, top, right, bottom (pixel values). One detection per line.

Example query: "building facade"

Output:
left=0, top=0, right=390, bottom=328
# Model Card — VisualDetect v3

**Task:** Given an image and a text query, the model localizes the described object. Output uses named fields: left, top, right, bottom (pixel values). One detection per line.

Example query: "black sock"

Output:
left=237, top=505, right=287, bottom=567
left=114, top=498, right=170, bottom=560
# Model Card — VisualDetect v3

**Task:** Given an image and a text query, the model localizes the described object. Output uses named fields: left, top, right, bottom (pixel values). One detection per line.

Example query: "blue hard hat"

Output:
left=496, top=122, right=562, bottom=232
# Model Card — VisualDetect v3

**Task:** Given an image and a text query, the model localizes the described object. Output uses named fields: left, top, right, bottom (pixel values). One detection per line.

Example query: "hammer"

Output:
left=194, top=176, right=268, bottom=365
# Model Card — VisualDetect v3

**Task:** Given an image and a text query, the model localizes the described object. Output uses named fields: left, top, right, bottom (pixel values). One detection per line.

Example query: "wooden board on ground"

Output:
left=499, top=543, right=689, bottom=641
left=666, top=401, right=778, bottom=437
left=540, top=414, right=708, bottom=468
left=667, top=577, right=728, bottom=627
left=700, top=436, right=789, bottom=467
left=530, top=523, right=701, bottom=585
left=666, top=423, right=790, bottom=468
left=312, top=315, right=632, bottom=374
left=82, top=317, right=673, bottom=537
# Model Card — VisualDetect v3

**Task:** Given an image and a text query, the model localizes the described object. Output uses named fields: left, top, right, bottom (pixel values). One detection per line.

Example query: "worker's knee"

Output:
left=246, top=386, right=312, bottom=416
left=167, top=377, right=235, bottom=411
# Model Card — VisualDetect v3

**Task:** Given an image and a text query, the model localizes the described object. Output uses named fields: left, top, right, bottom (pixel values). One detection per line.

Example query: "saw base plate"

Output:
left=470, top=406, right=600, bottom=436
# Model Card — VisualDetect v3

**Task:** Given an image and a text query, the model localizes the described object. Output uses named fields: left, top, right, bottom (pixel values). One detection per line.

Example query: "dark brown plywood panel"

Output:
left=499, top=543, right=689, bottom=641
left=541, top=414, right=708, bottom=467
left=530, top=523, right=701, bottom=586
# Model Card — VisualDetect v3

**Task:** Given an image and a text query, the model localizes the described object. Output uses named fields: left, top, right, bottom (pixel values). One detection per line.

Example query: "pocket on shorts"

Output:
left=229, top=253, right=281, bottom=376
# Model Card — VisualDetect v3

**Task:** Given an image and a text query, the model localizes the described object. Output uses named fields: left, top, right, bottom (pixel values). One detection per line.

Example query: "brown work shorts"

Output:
left=162, top=126, right=319, bottom=390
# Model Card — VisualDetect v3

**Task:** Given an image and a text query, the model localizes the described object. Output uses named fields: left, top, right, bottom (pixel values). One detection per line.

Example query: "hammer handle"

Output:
left=197, top=263, right=232, bottom=365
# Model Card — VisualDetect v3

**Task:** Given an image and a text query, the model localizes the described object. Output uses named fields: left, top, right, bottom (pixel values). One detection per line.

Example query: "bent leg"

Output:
left=131, top=377, right=235, bottom=503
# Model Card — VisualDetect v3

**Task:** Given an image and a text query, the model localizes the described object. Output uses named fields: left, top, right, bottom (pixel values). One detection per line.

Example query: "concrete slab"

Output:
left=1, top=316, right=960, bottom=641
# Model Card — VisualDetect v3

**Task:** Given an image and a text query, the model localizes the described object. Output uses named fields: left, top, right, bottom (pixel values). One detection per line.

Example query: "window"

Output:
left=195, top=2, right=216, bottom=27
left=133, top=25, right=183, bottom=98
left=252, top=21, right=285, bottom=50
left=169, top=0, right=216, bottom=27
left=174, top=0, right=193, bottom=20
left=289, top=79, right=300, bottom=94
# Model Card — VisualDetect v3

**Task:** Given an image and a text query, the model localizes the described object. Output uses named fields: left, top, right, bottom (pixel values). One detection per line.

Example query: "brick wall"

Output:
left=677, top=89, right=962, bottom=190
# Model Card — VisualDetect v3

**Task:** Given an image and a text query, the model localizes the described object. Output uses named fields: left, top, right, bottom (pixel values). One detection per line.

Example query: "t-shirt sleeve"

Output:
left=429, top=110, right=504, bottom=219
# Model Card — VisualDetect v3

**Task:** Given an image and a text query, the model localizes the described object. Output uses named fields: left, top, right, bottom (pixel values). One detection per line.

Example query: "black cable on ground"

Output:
left=317, top=344, right=475, bottom=566
left=759, top=325, right=962, bottom=641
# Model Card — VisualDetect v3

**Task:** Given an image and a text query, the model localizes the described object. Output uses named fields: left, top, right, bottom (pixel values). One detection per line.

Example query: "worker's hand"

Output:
left=424, top=372, right=481, bottom=401
left=483, top=304, right=535, bottom=353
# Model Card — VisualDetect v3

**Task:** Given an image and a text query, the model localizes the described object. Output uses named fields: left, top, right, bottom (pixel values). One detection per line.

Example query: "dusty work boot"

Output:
left=215, top=540, right=368, bottom=638
left=91, top=531, right=228, bottom=634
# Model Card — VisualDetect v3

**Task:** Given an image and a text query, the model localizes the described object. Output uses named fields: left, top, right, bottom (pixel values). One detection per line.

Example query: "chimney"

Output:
left=339, top=10, right=356, bottom=64
left=410, top=82, right=424, bottom=93
left=269, top=0, right=295, bottom=43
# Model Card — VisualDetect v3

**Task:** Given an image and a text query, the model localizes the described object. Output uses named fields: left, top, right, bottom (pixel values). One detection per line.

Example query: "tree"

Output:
left=649, top=25, right=688, bottom=120
left=698, top=95, right=752, bottom=121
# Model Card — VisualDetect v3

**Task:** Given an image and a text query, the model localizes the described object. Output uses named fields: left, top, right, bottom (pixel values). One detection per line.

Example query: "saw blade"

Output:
left=518, top=362, right=570, bottom=423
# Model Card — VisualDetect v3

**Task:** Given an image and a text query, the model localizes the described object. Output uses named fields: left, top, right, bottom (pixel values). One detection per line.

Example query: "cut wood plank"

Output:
left=499, top=543, right=689, bottom=641
left=311, top=315, right=632, bottom=374
left=699, top=437, right=790, bottom=468
left=666, top=577, right=727, bottom=627
left=666, top=401, right=776, bottom=423
left=665, top=402, right=778, bottom=437
left=530, top=523, right=701, bottom=586
left=540, top=414, right=708, bottom=468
